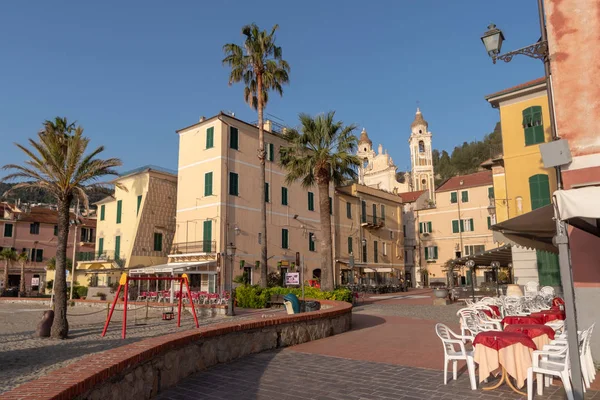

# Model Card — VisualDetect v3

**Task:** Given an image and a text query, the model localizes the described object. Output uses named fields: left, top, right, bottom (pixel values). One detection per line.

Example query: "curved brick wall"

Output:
left=1, top=300, right=352, bottom=400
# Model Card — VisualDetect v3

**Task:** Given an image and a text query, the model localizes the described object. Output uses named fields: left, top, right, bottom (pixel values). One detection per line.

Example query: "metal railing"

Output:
left=76, top=251, right=126, bottom=267
left=170, top=240, right=217, bottom=254
left=361, top=215, right=385, bottom=227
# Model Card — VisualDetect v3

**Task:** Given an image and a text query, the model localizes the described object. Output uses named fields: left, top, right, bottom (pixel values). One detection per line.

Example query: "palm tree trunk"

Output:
left=19, top=262, right=25, bottom=296
left=3, top=261, right=8, bottom=295
left=257, top=73, right=268, bottom=288
left=51, top=196, right=71, bottom=339
left=317, top=182, right=334, bottom=291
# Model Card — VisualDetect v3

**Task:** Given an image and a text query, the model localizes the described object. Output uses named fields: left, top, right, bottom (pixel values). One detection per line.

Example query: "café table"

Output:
left=480, top=305, right=501, bottom=318
left=529, top=310, right=566, bottom=324
left=504, top=324, right=555, bottom=350
left=473, top=331, right=537, bottom=395
left=502, top=315, right=544, bottom=328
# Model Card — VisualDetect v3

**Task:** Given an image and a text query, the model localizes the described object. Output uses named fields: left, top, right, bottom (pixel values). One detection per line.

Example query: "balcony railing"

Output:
left=170, top=240, right=217, bottom=255
left=76, top=251, right=126, bottom=268
left=361, top=215, right=385, bottom=228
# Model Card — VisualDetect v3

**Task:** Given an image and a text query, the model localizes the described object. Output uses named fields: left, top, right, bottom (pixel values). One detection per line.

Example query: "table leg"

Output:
left=505, top=370, right=527, bottom=396
left=482, top=367, right=526, bottom=396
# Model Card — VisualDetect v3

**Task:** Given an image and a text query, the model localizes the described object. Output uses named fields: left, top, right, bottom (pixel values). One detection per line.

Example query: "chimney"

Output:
left=199, top=116, right=205, bottom=122
left=264, top=120, right=272, bottom=132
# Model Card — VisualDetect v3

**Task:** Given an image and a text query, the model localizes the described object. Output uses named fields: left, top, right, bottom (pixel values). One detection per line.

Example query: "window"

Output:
left=488, top=187, right=495, bottom=199
left=419, top=221, right=432, bottom=234
left=137, top=195, right=142, bottom=215
left=100, top=204, right=105, bottom=221
left=487, top=216, right=492, bottom=229
left=418, top=140, right=425, bottom=153
left=98, top=237, right=104, bottom=257
left=452, top=219, right=475, bottom=233
left=362, top=240, right=367, bottom=263
left=206, top=127, right=214, bottom=149
left=464, top=245, right=485, bottom=256
left=424, top=246, right=438, bottom=260
left=461, top=191, right=469, bottom=203
left=203, top=220, right=212, bottom=252
left=373, top=241, right=378, bottom=263
left=382, top=242, right=387, bottom=256
left=281, top=229, right=289, bottom=249
left=308, top=192, right=315, bottom=211
left=346, top=202, right=352, bottom=219
left=265, top=142, right=275, bottom=162
left=116, top=200, right=122, bottom=224
left=31, top=249, right=43, bottom=262
left=523, top=106, right=544, bottom=146
left=394, top=230, right=397, bottom=239
left=372, top=204, right=377, bottom=220
left=81, top=227, right=94, bottom=243
left=30, top=222, right=40, bottom=235
left=281, top=187, right=288, bottom=206
left=309, top=233, right=315, bottom=252
left=53, top=225, right=58, bottom=236
left=3, top=223, right=13, bottom=238
left=204, top=172, right=213, bottom=196
left=230, top=127, right=239, bottom=150
left=347, top=237, right=353, bottom=254
left=265, top=182, right=270, bottom=203
left=450, top=192, right=457, bottom=204
left=115, top=236, right=121, bottom=259
left=529, top=174, right=551, bottom=210
left=154, top=232, right=163, bottom=251
left=329, top=197, right=332, bottom=215
left=361, top=201, right=367, bottom=223
left=229, top=172, right=239, bottom=196
left=381, top=204, right=385, bottom=220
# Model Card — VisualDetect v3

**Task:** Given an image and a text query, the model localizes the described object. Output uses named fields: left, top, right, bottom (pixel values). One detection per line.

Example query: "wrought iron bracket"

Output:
left=492, top=40, right=548, bottom=64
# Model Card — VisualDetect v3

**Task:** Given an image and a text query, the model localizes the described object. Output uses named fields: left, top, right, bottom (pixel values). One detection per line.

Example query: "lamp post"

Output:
left=226, top=242, right=236, bottom=316
left=490, top=261, right=501, bottom=297
left=466, top=260, right=475, bottom=302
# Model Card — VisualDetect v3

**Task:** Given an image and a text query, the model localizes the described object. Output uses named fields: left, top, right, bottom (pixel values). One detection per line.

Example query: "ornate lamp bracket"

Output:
left=492, top=40, right=548, bottom=64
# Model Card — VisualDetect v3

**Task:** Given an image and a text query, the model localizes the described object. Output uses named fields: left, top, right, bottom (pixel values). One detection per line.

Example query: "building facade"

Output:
left=74, top=166, right=177, bottom=288
left=485, top=79, right=561, bottom=288
left=1, top=203, right=96, bottom=293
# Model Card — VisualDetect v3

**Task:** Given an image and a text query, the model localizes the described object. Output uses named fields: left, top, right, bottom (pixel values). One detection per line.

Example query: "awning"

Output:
left=364, top=267, right=394, bottom=273
left=129, top=261, right=216, bottom=275
left=554, top=187, right=600, bottom=236
left=452, top=244, right=513, bottom=267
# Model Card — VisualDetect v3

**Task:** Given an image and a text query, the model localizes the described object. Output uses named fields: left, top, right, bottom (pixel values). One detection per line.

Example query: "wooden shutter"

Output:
left=116, top=200, right=122, bottom=224
left=451, top=192, right=457, bottom=203
left=281, top=187, right=288, bottom=205
left=488, top=187, right=494, bottom=199
left=462, top=191, right=468, bottom=202
left=206, top=127, right=214, bottom=148
left=230, top=127, right=239, bottom=150
left=427, top=221, right=432, bottom=233
left=100, top=205, right=105, bottom=221
left=98, top=238, right=104, bottom=256
left=154, top=233, right=162, bottom=251
left=452, top=220, right=459, bottom=233
left=269, top=143, right=274, bottom=161
left=115, top=236, right=121, bottom=259
left=203, top=220, right=212, bottom=252
left=529, top=174, right=550, bottom=210
left=282, top=229, right=288, bottom=249
left=381, top=204, right=385, bottom=220
left=308, top=192, right=314, bottom=211
left=419, top=222, right=423, bottom=234
left=536, top=250, right=561, bottom=286
left=361, top=201, right=366, bottom=222
left=433, top=246, right=438, bottom=259
left=346, top=202, right=352, bottom=219
left=487, top=216, right=491, bottom=229
left=229, top=172, right=238, bottom=196
left=205, top=172, right=213, bottom=196
left=348, top=237, right=353, bottom=254
left=265, top=182, right=270, bottom=203
left=424, top=247, right=429, bottom=260
left=137, top=195, right=142, bottom=215
left=470, top=219, right=474, bottom=231
left=373, top=241, right=378, bottom=263
left=460, top=219, right=465, bottom=232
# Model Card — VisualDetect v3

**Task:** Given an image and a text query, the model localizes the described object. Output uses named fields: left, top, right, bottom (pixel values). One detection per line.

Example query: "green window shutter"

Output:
left=153, top=233, right=163, bottom=252
left=460, top=219, right=465, bottom=232
left=206, top=127, right=214, bottom=149
left=536, top=250, right=561, bottom=286
left=4, top=224, right=13, bottom=237
left=116, top=200, right=122, bottom=224
left=269, top=143, right=274, bottom=161
left=203, top=220, right=212, bottom=252
left=529, top=174, right=550, bottom=210
left=308, top=192, right=314, bottom=211
left=424, top=247, right=429, bottom=260
left=487, top=216, right=492, bottom=229
left=466, top=270, right=472, bottom=285
left=434, top=246, right=438, bottom=259
left=98, top=238, right=104, bottom=256
left=346, top=202, right=352, bottom=219
left=361, top=201, right=366, bottom=222
left=381, top=205, right=385, bottom=220
left=329, top=197, right=333, bottom=214
left=204, top=172, right=213, bottom=196
left=452, top=220, right=459, bottom=233
left=362, top=241, right=367, bottom=262
left=450, top=192, right=457, bottom=203
left=462, top=191, right=469, bottom=202
left=100, top=205, right=105, bottom=221
left=35, top=249, right=43, bottom=262
left=282, top=229, right=289, bottom=249
left=53, top=225, right=58, bottom=236
left=373, top=241, right=378, bottom=263
left=281, top=187, right=288, bottom=205
left=347, top=237, right=353, bottom=254
left=265, top=182, right=270, bottom=203
left=488, top=187, right=494, bottom=199
left=137, top=195, right=142, bottom=215
left=309, top=233, right=315, bottom=251
left=525, top=127, right=535, bottom=146
left=229, top=172, right=239, bottom=196
left=419, top=222, right=423, bottom=234
left=230, top=127, right=239, bottom=150
left=427, top=221, right=432, bottom=233
left=115, top=236, right=121, bottom=259
left=470, top=218, right=474, bottom=231
left=533, top=125, right=545, bottom=144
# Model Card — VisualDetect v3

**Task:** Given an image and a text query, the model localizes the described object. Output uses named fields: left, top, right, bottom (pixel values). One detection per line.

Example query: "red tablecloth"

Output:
left=473, top=331, right=537, bottom=351
left=489, top=305, right=501, bottom=317
left=504, top=324, right=556, bottom=340
left=502, top=315, right=544, bottom=326
left=529, top=310, right=565, bottom=323
left=552, top=297, right=565, bottom=307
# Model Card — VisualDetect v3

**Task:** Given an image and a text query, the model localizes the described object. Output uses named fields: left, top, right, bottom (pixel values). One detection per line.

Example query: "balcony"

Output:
left=361, top=215, right=385, bottom=229
left=170, top=241, right=217, bottom=255
left=76, top=250, right=126, bottom=268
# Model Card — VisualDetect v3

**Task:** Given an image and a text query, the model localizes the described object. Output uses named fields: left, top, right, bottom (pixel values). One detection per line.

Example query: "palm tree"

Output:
left=17, top=252, right=28, bottom=297
left=280, top=112, right=361, bottom=291
left=1, top=248, right=17, bottom=295
left=2, top=117, right=121, bottom=338
left=223, top=23, right=290, bottom=288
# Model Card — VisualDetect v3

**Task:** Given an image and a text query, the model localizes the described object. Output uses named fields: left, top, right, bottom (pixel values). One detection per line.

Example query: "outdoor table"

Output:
left=488, top=305, right=501, bottom=317
left=481, top=308, right=501, bottom=319
left=529, top=310, right=565, bottom=324
left=502, top=315, right=544, bottom=327
left=504, top=324, right=555, bottom=350
left=473, top=331, right=536, bottom=395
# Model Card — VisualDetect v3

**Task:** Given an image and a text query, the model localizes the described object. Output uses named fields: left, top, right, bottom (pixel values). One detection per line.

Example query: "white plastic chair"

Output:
left=540, top=286, right=555, bottom=298
left=526, top=344, right=573, bottom=400
left=524, top=281, right=539, bottom=297
left=435, top=323, right=477, bottom=390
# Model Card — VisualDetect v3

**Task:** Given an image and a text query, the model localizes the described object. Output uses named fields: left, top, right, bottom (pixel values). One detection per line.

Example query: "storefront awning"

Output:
left=129, top=261, right=216, bottom=275
left=554, top=186, right=600, bottom=237
left=452, top=244, right=513, bottom=267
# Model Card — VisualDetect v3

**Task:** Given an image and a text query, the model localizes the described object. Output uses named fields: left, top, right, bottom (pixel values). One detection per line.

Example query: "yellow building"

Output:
left=334, top=183, right=405, bottom=285
left=74, top=166, right=177, bottom=288
left=417, top=171, right=496, bottom=285
left=485, top=78, right=561, bottom=287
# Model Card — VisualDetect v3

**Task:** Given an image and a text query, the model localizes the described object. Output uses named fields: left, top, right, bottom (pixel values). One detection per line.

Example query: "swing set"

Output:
left=101, top=272, right=199, bottom=339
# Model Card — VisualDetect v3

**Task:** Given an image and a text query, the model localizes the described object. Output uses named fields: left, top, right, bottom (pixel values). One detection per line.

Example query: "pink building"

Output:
left=0, top=203, right=96, bottom=294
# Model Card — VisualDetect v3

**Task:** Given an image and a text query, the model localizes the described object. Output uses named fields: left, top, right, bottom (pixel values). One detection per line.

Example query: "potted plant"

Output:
left=431, top=282, right=448, bottom=298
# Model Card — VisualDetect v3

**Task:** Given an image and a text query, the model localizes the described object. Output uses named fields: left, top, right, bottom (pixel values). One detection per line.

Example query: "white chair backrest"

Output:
left=435, top=323, right=462, bottom=355
left=524, top=281, right=539, bottom=294
left=540, top=286, right=555, bottom=297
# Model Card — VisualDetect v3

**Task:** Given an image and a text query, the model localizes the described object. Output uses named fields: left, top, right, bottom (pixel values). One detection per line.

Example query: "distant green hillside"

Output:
left=0, top=182, right=108, bottom=207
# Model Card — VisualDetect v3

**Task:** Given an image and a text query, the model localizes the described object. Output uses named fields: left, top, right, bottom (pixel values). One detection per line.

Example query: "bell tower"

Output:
left=357, top=128, right=375, bottom=185
left=409, top=108, right=435, bottom=199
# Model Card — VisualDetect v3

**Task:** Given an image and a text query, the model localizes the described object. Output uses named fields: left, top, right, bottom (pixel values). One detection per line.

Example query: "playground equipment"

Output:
left=101, top=273, right=199, bottom=339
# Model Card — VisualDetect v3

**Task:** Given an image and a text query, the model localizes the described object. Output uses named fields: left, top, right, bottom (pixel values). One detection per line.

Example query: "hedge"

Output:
left=234, top=285, right=352, bottom=309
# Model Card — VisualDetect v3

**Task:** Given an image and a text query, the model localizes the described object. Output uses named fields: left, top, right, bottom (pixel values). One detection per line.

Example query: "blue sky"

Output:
left=0, top=0, right=545, bottom=175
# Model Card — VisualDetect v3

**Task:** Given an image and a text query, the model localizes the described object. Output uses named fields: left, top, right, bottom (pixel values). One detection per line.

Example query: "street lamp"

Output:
left=466, top=259, right=476, bottom=301
left=481, top=23, right=547, bottom=64
left=226, top=242, right=236, bottom=316
left=481, top=23, right=505, bottom=59
left=490, top=260, right=501, bottom=296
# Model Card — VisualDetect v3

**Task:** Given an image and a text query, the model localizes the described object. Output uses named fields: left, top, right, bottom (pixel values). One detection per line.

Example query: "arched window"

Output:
left=418, top=140, right=425, bottom=153
left=529, top=174, right=550, bottom=210
left=522, top=106, right=544, bottom=146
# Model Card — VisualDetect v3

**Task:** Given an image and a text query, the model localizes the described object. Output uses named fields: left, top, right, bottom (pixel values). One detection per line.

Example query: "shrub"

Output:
left=75, top=286, right=88, bottom=299
left=234, top=285, right=352, bottom=308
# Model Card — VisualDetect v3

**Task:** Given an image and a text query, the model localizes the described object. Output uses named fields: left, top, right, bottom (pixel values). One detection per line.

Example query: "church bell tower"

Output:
left=409, top=108, right=435, bottom=199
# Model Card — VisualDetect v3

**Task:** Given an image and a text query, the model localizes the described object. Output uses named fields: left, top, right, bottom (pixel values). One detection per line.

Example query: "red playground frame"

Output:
left=101, top=272, right=199, bottom=339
